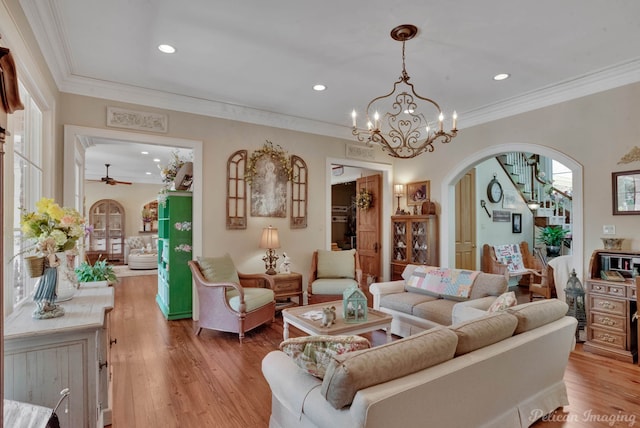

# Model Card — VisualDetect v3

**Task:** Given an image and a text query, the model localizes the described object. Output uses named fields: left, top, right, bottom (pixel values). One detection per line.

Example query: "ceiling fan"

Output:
left=93, top=163, right=132, bottom=186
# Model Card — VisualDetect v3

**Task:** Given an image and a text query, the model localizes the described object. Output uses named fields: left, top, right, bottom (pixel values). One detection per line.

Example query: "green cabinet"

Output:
left=156, top=191, right=193, bottom=320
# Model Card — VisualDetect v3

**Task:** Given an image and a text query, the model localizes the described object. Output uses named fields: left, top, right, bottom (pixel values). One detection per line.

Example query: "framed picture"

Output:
left=502, top=190, right=518, bottom=209
left=612, top=169, right=640, bottom=215
left=512, top=213, right=522, bottom=233
left=406, top=181, right=430, bottom=206
left=492, top=210, right=511, bottom=222
left=250, top=154, right=288, bottom=217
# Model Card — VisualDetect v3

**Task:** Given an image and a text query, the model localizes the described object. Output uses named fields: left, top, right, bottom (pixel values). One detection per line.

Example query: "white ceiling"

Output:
left=19, top=0, right=640, bottom=182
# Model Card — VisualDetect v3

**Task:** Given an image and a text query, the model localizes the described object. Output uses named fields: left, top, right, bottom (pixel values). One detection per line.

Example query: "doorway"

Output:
left=440, top=143, right=584, bottom=278
left=326, top=158, right=393, bottom=281
left=63, top=125, right=204, bottom=306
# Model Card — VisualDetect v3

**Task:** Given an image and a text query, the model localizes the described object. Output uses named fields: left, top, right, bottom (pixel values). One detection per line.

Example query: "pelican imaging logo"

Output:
left=530, top=409, right=636, bottom=426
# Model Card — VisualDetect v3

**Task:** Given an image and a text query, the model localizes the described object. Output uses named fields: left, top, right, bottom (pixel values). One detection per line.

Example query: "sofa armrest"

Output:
left=369, top=280, right=405, bottom=309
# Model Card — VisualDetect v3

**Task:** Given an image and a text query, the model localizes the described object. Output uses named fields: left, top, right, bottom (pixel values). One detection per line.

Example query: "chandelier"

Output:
left=351, top=25, right=458, bottom=159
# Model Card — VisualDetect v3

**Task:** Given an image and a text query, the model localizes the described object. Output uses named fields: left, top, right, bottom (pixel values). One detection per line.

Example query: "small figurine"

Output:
left=279, top=252, right=292, bottom=274
left=320, top=306, right=336, bottom=327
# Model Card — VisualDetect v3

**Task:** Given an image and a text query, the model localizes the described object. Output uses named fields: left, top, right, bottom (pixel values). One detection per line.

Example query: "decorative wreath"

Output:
left=356, top=188, right=373, bottom=210
left=245, top=140, right=293, bottom=185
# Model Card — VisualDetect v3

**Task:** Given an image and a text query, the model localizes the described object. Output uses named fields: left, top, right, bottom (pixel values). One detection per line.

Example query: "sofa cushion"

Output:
left=449, top=312, right=518, bottom=356
left=487, top=291, right=517, bottom=312
left=468, top=273, right=509, bottom=299
left=507, top=299, right=569, bottom=334
left=317, top=249, right=355, bottom=279
left=226, top=287, right=274, bottom=312
left=279, top=335, right=371, bottom=379
left=197, top=254, right=240, bottom=284
left=311, top=278, right=359, bottom=295
left=320, top=326, right=458, bottom=409
left=412, top=299, right=457, bottom=325
left=127, top=236, right=145, bottom=249
left=380, top=292, right=437, bottom=314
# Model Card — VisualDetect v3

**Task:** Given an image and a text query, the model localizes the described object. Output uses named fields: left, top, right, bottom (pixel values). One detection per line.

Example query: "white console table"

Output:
left=4, top=284, right=114, bottom=428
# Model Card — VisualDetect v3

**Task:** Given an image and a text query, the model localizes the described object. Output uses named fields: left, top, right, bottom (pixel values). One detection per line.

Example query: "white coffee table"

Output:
left=282, top=300, right=392, bottom=343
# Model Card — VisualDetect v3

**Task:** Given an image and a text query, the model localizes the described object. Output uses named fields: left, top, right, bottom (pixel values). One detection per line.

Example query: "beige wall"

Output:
left=57, top=81, right=640, bottom=282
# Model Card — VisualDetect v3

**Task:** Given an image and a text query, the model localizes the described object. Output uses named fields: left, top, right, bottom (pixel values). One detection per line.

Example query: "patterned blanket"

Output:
left=406, top=266, right=481, bottom=299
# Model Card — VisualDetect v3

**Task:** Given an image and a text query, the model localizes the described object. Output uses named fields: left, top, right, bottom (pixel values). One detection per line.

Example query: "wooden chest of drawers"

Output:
left=583, top=250, right=639, bottom=363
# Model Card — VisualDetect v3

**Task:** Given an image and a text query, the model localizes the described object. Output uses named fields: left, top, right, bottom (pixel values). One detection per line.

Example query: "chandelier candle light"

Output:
left=394, top=184, right=404, bottom=214
left=259, top=225, right=280, bottom=275
left=351, top=24, right=458, bottom=159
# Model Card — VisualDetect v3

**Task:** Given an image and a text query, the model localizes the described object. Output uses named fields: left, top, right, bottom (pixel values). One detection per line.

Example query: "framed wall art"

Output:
left=247, top=141, right=292, bottom=218
left=612, top=169, right=640, bottom=215
left=512, top=213, right=522, bottom=233
left=406, top=181, right=430, bottom=206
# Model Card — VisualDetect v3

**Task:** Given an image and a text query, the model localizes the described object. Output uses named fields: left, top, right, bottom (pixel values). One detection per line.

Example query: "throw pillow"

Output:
left=127, top=236, right=145, bottom=249
left=197, top=254, right=240, bottom=284
left=316, top=249, right=356, bottom=279
left=487, top=291, right=517, bottom=312
left=280, top=335, right=371, bottom=379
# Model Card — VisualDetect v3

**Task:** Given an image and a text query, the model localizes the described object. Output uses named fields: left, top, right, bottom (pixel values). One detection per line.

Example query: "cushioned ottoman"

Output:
left=128, top=252, right=157, bottom=270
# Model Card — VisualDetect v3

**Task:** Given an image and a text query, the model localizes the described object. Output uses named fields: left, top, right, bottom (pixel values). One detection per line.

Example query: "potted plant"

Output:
left=538, top=226, right=569, bottom=257
left=75, top=258, right=118, bottom=285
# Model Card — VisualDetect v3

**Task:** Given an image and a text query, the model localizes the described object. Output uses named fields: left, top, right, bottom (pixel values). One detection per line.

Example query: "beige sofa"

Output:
left=370, top=264, right=508, bottom=336
left=262, top=299, right=577, bottom=428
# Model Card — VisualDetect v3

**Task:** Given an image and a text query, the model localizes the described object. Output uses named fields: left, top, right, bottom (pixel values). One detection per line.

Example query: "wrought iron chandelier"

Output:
left=351, top=25, right=458, bottom=159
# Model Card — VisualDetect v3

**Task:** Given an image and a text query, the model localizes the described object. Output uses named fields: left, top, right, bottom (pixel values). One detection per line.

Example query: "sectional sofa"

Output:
left=262, top=299, right=577, bottom=428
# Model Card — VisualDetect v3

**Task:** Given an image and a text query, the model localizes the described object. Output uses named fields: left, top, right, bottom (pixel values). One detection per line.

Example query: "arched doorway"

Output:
left=440, top=143, right=584, bottom=279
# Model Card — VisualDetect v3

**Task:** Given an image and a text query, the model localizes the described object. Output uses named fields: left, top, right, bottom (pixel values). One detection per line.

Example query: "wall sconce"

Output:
left=394, top=184, right=405, bottom=215
left=259, top=225, right=280, bottom=275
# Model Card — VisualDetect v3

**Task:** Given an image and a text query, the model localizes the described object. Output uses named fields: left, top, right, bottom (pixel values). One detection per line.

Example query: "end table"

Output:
left=270, top=272, right=303, bottom=310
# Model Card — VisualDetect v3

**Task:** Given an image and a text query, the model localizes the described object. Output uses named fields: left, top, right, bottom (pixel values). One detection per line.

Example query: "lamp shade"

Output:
left=394, top=184, right=404, bottom=196
left=259, top=226, right=280, bottom=249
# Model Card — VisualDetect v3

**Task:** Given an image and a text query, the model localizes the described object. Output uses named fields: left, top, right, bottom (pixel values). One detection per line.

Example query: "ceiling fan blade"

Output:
left=114, top=180, right=133, bottom=185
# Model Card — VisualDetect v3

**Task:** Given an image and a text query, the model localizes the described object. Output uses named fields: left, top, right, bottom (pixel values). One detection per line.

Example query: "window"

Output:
left=11, top=82, right=43, bottom=305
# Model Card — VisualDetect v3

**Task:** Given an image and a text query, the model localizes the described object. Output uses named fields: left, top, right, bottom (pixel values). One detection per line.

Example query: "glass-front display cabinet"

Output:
left=88, top=199, right=125, bottom=263
left=391, top=214, right=438, bottom=280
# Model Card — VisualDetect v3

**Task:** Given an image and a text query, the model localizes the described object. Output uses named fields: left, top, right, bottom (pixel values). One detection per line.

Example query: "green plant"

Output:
left=538, top=226, right=569, bottom=246
left=75, top=258, right=118, bottom=284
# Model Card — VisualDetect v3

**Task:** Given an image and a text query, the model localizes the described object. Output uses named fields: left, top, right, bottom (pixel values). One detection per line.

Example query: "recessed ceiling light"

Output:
left=158, top=44, right=176, bottom=54
left=141, top=151, right=149, bottom=155
left=313, top=84, right=326, bottom=91
left=493, top=73, right=510, bottom=81
left=153, top=158, right=161, bottom=162
left=145, top=172, right=152, bottom=175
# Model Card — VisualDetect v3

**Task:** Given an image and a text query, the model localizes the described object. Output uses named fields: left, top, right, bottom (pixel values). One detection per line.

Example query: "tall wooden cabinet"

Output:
left=391, top=215, right=438, bottom=280
left=584, top=249, right=639, bottom=363
left=89, top=199, right=125, bottom=263
left=156, top=191, right=193, bottom=320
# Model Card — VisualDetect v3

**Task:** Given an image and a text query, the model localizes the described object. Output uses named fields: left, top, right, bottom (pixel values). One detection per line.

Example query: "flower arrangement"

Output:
left=356, top=188, right=373, bottom=210
left=245, top=140, right=293, bottom=185
left=142, top=208, right=154, bottom=223
left=159, top=150, right=192, bottom=185
left=20, top=198, right=86, bottom=254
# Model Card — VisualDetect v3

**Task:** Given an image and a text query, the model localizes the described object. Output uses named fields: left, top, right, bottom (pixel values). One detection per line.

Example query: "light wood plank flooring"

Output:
left=109, top=275, right=640, bottom=428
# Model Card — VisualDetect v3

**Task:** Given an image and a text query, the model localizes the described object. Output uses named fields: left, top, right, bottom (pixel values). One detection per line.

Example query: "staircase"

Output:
left=496, top=152, right=573, bottom=229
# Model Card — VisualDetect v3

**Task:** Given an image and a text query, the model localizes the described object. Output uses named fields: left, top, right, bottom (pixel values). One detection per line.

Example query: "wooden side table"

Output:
left=270, top=272, right=303, bottom=309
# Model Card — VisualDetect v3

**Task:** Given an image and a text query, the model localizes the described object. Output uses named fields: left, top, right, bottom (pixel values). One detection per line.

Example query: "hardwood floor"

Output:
left=109, top=275, right=640, bottom=428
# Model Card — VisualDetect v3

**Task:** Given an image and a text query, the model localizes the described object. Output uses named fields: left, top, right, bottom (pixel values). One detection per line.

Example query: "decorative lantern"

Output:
left=564, top=269, right=586, bottom=342
left=343, top=286, right=367, bottom=323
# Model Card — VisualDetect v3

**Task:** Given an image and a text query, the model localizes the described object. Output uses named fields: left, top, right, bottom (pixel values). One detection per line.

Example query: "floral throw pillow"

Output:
left=280, top=335, right=371, bottom=379
left=487, top=291, right=518, bottom=312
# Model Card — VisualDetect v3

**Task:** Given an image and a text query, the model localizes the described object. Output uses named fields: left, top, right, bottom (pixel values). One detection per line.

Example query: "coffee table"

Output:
left=282, top=300, right=392, bottom=343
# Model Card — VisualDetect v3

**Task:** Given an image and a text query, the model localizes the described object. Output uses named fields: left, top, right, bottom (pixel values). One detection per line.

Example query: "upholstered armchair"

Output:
left=307, top=249, right=362, bottom=304
left=188, top=255, right=276, bottom=343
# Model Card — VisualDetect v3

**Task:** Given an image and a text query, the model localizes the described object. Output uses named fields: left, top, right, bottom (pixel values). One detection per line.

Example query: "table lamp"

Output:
left=259, top=225, right=280, bottom=275
left=394, top=184, right=404, bottom=215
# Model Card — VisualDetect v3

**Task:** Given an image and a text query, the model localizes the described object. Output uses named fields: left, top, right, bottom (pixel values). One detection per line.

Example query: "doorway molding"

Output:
left=326, top=158, right=393, bottom=281
left=440, top=143, right=584, bottom=279
left=63, top=124, right=204, bottom=268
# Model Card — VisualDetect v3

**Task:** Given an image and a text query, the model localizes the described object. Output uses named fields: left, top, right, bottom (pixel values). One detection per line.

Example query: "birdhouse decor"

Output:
left=343, top=286, right=367, bottom=323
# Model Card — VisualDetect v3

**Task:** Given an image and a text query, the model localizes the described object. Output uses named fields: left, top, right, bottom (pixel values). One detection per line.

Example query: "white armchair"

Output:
left=124, top=235, right=158, bottom=264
